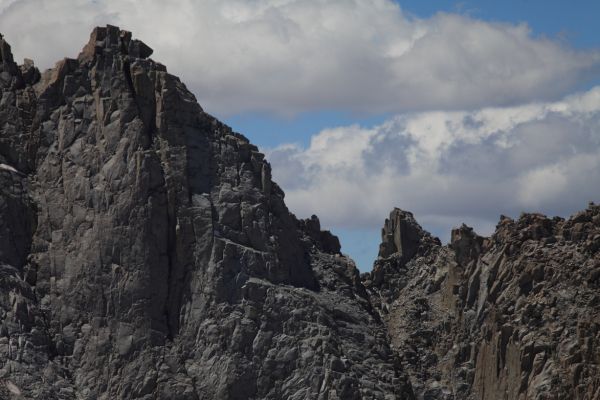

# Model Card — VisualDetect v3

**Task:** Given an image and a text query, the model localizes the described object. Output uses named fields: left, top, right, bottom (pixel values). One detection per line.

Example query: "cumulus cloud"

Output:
left=1, top=0, right=599, bottom=115
left=266, top=86, right=600, bottom=239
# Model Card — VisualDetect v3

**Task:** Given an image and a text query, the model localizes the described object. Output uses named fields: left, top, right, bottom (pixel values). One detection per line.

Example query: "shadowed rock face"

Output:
left=364, top=206, right=600, bottom=400
left=0, top=26, right=413, bottom=399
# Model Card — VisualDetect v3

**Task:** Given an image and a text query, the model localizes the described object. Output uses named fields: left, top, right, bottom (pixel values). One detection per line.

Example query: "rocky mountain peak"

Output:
left=0, top=34, right=22, bottom=89
left=0, top=26, right=414, bottom=399
left=378, top=208, right=440, bottom=262
left=79, top=25, right=154, bottom=64
left=450, top=224, right=486, bottom=266
left=0, top=33, right=15, bottom=64
left=0, top=34, right=41, bottom=90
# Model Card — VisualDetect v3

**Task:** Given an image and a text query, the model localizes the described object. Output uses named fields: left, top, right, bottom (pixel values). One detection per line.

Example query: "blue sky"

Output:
left=1, top=0, right=600, bottom=271
left=218, top=0, right=600, bottom=270
left=402, top=0, right=600, bottom=49
left=224, top=0, right=600, bottom=148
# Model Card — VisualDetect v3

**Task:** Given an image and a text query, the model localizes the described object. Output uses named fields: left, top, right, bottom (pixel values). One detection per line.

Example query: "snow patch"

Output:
left=0, top=163, right=19, bottom=174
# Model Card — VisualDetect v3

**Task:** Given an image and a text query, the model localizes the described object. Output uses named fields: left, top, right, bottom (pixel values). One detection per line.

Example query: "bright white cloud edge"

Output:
left=1, top=0, right=600, bottom=116
left=266, top=86, right=600, bottom=241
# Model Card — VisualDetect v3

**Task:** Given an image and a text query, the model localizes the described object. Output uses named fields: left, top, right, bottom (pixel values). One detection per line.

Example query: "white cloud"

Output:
left=2, top=0, right=599, bottom=253
left=1, top=0, right=599, bottom=116
left=266, top=86, right=600, bottom=239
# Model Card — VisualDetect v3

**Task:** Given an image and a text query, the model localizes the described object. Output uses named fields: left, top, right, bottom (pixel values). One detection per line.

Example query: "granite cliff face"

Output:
left=1, top=26, right=599, bottom=400
left=0, top=27, right=412, bottom=399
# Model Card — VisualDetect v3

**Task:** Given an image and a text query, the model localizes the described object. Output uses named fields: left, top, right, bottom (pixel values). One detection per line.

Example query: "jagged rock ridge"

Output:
left=364, top=207, right=600, bottom=399
left=0, top=26, right=413, bottom=399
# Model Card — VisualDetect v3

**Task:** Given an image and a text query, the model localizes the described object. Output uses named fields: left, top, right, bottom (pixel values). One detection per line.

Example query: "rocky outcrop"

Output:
left=364, top=206, right=600, bottom=400
left=0, top=26, right=413, bottom=399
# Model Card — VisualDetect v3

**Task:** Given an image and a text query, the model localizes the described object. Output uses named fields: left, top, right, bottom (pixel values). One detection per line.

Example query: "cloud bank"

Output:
left=266, top=87, right=600, bottom=239
left=1, top=0, right=600, bottom=115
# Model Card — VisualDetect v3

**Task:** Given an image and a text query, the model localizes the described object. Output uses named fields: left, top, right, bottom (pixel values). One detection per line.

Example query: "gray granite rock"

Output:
left=0, top=26, right=413, bottom=399
left=364, top=206, right=600, bottom=400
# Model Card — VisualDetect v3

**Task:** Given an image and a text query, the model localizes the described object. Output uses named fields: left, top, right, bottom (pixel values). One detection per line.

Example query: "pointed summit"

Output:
left=378, top=208, right=440, bottom=262
left=0, top=33, right=15, bottom=64
left=0, top=33, right=21, bottom=88
left=78, top=25, right=154, bottom=64
left=0, top=33, right=40, bottom=88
